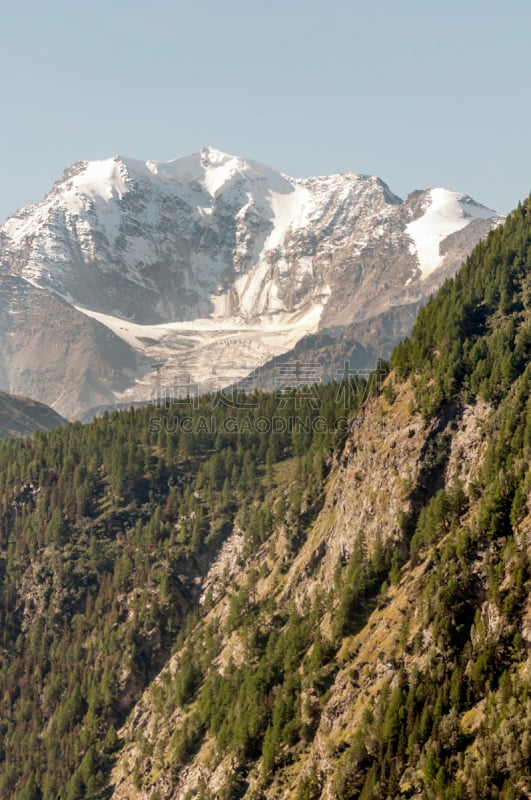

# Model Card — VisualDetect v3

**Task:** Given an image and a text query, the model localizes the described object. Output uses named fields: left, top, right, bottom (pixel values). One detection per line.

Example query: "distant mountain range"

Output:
left=0, top=147, right=503, bottom=417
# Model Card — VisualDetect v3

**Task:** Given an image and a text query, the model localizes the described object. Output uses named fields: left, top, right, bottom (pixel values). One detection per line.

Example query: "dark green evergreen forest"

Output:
left=0, top=373, right=377, bottom=798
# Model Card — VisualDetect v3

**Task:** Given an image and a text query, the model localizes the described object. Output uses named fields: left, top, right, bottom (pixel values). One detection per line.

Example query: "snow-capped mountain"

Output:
left=0, top=147, right=502, bottom=417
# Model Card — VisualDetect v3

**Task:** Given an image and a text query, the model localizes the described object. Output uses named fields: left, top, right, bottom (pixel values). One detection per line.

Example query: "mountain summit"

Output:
left=0, top=149, right=502, bottom=416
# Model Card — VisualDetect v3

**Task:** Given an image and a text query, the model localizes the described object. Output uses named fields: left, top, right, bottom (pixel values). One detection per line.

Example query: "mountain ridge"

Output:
left=0, top=387, right=65, bottom=438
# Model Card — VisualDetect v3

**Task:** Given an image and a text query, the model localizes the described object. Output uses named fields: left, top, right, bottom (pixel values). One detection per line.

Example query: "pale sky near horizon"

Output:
left=1, top=0, right=529, bottom=221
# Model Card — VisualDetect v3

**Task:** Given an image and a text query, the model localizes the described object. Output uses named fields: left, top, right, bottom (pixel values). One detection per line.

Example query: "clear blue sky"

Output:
left=1, top=0, right=529, bottom=221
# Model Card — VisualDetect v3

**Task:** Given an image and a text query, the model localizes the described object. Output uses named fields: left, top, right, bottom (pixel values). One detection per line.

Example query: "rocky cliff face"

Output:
left=0, top=148, right=502, bottom=418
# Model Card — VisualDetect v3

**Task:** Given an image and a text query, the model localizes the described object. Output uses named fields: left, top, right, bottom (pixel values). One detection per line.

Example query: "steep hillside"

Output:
left=0, top=380, right=361, bottom=800
left=0, top=275, right=144, bottom=419
left=0, top=388, right=65, bottom=438
left=0, top=198, right=528, bottom=800
left=108, top=197, right=531, bottom=800
left=0, top=148, right=501, bottom=416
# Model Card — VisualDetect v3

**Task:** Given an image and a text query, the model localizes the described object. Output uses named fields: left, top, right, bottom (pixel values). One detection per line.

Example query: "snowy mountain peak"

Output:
left=68, top=157, right=131, bottom=203
left=141, top=147, right=293, bottom=198
left=406, top=188, right=500, bottom=278
left=0, top=149, right=503, bottom=417
left=1, top=151, right=501, bottom=320
left=198, top=145, right=236, bottom=165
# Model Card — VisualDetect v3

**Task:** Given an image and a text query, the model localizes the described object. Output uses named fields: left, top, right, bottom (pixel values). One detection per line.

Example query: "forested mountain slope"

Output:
left=0, top=199, right=529, bottom=800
